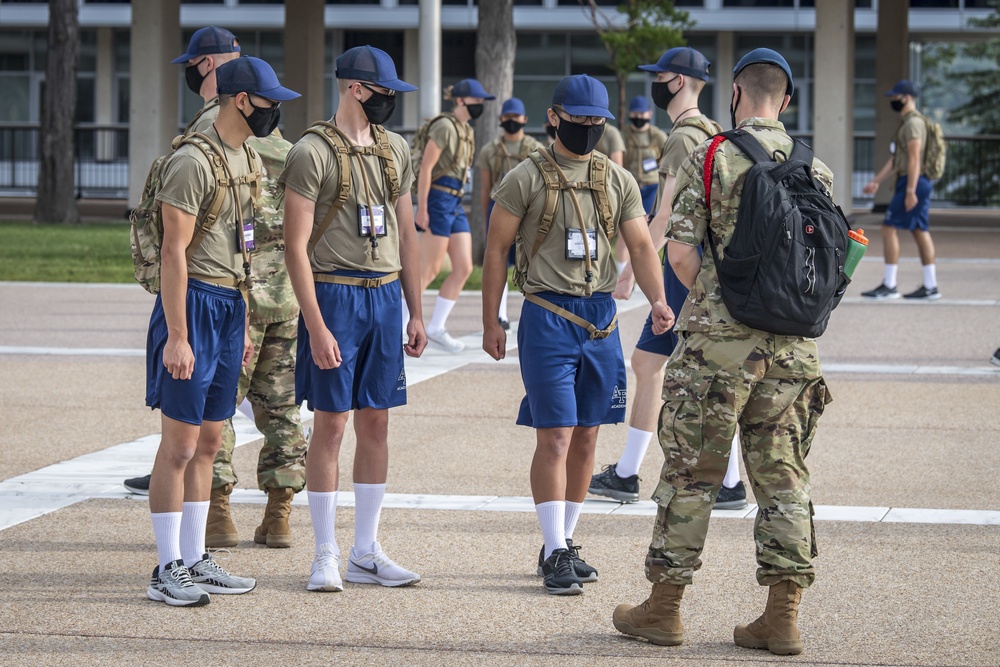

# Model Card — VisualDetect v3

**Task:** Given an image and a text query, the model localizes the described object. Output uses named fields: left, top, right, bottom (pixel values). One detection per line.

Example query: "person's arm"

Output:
left=863, top=157, right=895, bottom=195
left=619, top=214, right=673, bottom=335
left=416, top=139, right=443, bottom=231
left=482, top=204, right=521, bottom=360
left=396, top=191, right=427, bottom=358
left=614, top=173, right=677, bottom=298
left=159, top=203, right=196, bottom=380
left=904, top=137, right=922, bottom=212
left=608, top=150, right=624, bottom=167
left=667, top=240, right=700, bottom=289
left=480, top=168, right=493, bottom=223
left=283, top=188, right=341, bottom=369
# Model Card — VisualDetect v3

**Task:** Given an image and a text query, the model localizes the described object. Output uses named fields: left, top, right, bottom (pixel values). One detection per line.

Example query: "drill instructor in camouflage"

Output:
left=613, top=49, right=833, bottom=656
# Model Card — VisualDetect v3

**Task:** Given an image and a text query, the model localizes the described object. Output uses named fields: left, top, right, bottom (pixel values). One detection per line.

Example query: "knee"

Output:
left=452, top=257, right=473, bottom=280
left=161, top=441, right=198, bottom=469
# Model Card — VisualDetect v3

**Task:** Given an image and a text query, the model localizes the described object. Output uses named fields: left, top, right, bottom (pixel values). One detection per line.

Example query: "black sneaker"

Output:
left=714, top=480, right=748, bottom=510
left=535, top=539, right=598, bottom=583
left=124, top=474, right=151, bottom=495
left=903, top=285, right=941, bottom=300
left=861, top=283, right=900, bottom=300
left=991, top=348, right=1000, bottom=368
left=540, top=548, right=583, bottom=595
left=588, top=464, right=640, bottom=503
left=499, top=317, right=510, bottom=331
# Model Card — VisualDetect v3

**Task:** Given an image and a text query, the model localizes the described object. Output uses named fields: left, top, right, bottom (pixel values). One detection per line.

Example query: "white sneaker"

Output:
left=345, top=541, right=421, bottom=587
left=426, top=328, right=465, bottom=353
left=307, top=543, right=343, bottom=592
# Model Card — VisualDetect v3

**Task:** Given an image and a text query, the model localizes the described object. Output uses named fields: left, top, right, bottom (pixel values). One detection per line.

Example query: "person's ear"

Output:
left=779, top=94, right=791, bottom=115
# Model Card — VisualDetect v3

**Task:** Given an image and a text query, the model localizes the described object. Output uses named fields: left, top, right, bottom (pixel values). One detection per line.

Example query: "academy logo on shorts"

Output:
left=611, top=385, right=627, bottom=410
left=396, top=368, right=406, bottom=391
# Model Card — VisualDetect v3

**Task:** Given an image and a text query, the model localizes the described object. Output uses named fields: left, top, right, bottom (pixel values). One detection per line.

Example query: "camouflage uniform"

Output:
left=647, top=117, right=834, bottom=589
left=188, top=101, right=308, bottom=493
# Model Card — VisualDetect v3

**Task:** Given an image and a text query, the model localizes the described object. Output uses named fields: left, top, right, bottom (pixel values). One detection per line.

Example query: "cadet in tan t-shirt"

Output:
left=622, top=96, right=668, bottom=214
left=282, top=45, right=425, bottom=593
left=483, top=74, right=673, bottom=597
left=144, top=54, right=299, bottom=608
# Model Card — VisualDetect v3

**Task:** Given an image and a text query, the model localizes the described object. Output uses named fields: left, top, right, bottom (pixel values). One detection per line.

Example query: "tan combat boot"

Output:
left=612, top=583, right=685, bottom=646
left=254, top=487, right=295, bottom=549
left=734, top=580, right=804, bottom=655
left=205, top=483, right=238, bottom=548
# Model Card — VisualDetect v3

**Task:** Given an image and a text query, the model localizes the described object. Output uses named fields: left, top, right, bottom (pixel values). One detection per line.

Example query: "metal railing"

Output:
left=1, top=124, right=998, bottom=207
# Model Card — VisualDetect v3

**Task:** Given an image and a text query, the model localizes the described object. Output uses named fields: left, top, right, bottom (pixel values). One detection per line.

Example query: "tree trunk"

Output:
left=473, top=0, right=516, bottom=262
left=35, top=0, right=80, bottom=225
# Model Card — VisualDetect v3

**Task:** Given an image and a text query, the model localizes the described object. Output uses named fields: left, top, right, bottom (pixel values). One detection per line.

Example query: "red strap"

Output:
left=703, top=135, right=727, bottom=204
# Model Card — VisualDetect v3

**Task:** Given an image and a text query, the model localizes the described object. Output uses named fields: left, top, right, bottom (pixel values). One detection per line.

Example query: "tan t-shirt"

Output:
left=492, top=148, right=646, bottom=296
left=622, top=124, right=667, bottom=187
left=279, top=123, right=415, bottom=274
left=426, top=113, right=475, bottom=182
left=595, top=123, right=625, bottom=158
left=156, top=126, right=257, bottom=283
left=892, top=110, right=927, bottom=176
left=476, top=135, right=542, bottom=195
left=653, top=115, right=721, bottom=215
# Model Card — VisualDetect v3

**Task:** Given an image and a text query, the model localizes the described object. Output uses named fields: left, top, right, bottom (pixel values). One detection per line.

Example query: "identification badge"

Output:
left=642, top=157, right=658, bottom=173
left=241, top=217, right=255, bottom=251
left=358, top=204, right=387, bottom=237
left=565, top=228, right=598, bottom=261
left=889, top=141, right=896, bottom=155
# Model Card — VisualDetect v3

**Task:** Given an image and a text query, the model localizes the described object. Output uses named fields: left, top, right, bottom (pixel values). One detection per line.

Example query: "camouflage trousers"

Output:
left=213, top=317, right=308, bottom=492
left=646, top=331, right=831, bottom=589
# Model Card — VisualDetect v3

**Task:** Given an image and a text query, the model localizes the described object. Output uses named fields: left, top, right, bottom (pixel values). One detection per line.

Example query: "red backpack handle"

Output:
left=703, top=134, right=727, bottom=205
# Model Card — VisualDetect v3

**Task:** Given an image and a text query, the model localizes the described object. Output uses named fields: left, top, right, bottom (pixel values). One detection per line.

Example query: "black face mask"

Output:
left=360, top=84, right=396, bottom=125
left=499, top=119, right=525, bottom=135
left=556, top=118, right=605, bottom=156
left=630, top=117, right=650, bottom=129
left=651, top=77, right=679, bottom=111
left=729, top=86, right=742, bottom=130
left=465, top=103, right=484, bottom=120
left=545, top=125, right=557, bottom=139
left=240, top=97, right=281, bottom=138
left=185, top=59, right=207, bottom=95
left=890, top=99, right=905, bottom=113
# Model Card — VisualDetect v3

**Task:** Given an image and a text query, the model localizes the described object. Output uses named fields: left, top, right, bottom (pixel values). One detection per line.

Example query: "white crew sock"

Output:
left=923, top=264, right=937, bottom=289
left=427, top=296, right=456, bottom=334
left=564, top=501, right=584, bottom=541
left=352, top=483, right=386, bottom=555
left=401, top=297, right=410, bottom=328
left=883, top=264, right=898, bottom=289
left=536, top=500, right=566, bottom=559
left=151, top=511, right=183, bottom=571
left=236, top=397, right=255, bottom=420
left=308, top=490, right=339, bottom=554
left=722, top=433, right=742, bottom=489
left=179, top=501, right=210, bottom=567
left=616, top=260, right=627, bottom=275
left=616, top=427, right=654, bottom=478
left=498, top=282, right=510, bottom=321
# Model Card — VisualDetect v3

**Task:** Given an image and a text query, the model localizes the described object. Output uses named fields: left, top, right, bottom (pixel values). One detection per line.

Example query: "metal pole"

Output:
left=418, top=0, right=441, bottom=121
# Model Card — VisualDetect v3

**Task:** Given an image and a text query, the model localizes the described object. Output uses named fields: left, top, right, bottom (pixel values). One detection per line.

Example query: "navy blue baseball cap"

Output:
left=552, top=74, right=614, bottom=120
left=336, top=45, right=417, bottom=93
left=501, top=97, right=526, bottom=116
left=885, top=80, right=919, bottom=98
left=172, top=27, right=240, bottom=64
left=734, top=48, right=794, bottom=96
left=452, top=79, right=496, bottom=100
left=629, top=96, right=651, bottom=113
left=639, top=47, right=711, bottom=82
left=216, top=56, right=300, bottom=102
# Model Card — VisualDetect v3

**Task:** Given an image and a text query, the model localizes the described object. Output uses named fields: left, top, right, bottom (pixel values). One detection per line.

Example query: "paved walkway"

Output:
left=1, top=227, right=998, bottom=666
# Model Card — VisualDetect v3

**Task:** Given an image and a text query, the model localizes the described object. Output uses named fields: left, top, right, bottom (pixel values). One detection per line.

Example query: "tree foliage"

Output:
left=579, top=0, right=694, bottom=121
left=944, top=2, right=1000, bottom=134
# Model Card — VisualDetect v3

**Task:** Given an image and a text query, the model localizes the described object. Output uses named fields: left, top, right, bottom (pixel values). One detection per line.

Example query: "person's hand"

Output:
left=163, top=337, right=195, bottom=380
left=242, top=331, right=254, bottom=367
left=613, top=264, right=635, bottom=300
left=310, top=325, right=342, bottom=369
left=862, top=180, right=879, bottom=196
left=415, top=207, right=430, bottom=232
left=482, top=323, right=507, bottom=361
left=904, top=190, right=918, bottom=212
left=404, top=318, right=427, bottom=358
left=649, top=301, right=675, bottom=336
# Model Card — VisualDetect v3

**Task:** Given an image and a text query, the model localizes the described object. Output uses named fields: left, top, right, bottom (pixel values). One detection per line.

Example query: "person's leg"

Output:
left=882, top=225, right=900, bottom=284
left=180, top=419, right=224, bottom=567
left=912, top=229, right=937, bottom=291
left=418, top=232, right=450, bottom=293
left=616, top=349, right=667, bottom=476
left=149, top=415, right=202, bottom=567
left=352, top=407, right=389, bottom=550
left=426, top=232, right=472, bottom=351
left=532, top=426, right=575, bottom=559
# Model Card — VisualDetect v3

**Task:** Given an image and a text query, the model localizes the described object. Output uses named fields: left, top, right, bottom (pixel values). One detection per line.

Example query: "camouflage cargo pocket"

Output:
left=658, top=369, right=718, bottom=461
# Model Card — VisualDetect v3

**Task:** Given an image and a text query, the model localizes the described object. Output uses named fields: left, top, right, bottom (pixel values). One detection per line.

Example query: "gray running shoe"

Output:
left=714, top=481, right=749, bottom=510
left=146, top=559, right=210, bottom=607
left=991, top=348, right=1000, bottom=368
left=589, top=463, right=640, bottom=503
left=189, top=553, right=256, bottom=594
left=345, top=541, right=421, bottom=587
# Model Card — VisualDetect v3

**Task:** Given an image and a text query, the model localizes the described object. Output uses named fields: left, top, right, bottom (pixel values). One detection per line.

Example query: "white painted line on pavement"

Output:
left=839, top=297, right=1000, bottom=306
left=0, top=345, right=146, bottom=357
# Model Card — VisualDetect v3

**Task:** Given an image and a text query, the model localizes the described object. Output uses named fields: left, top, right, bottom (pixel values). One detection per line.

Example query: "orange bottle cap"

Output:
left=848, top=228, right=869, bottom=245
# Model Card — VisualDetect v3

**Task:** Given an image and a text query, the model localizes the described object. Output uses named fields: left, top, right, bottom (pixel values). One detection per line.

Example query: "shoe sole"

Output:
left=344, top=572, right=421, bottom=587
left=256, top=530, right=293, bottom=548
left=307, top=582, right=344, bottom=592
left=544, top=582, right=583, bottom=595
left=861, top=293, right=901, bottom=300
left=193, top=581, right=256, bottom=595
left=146, top=586, right=210, bottom=607
left=588, top=486, right=640, bottom=503
left=713, top=500, right=749, bottom=510
left=903, top=294, right=942, bottom=300
left=123, top=485, right=149, bottom=496
left=734, top=635, right=803, bottom=655
left=535, top=565, right=598, bottom=583
left=991, top=358, right=1000, bottom=368
left=613, top=617, right=682, bottom=646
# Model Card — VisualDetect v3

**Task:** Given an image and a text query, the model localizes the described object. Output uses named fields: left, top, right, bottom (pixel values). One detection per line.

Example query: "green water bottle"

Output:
left=844, top=228, right=868, bottom=278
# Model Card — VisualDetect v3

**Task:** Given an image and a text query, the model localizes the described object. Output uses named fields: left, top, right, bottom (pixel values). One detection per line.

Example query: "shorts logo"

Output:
left=396, top=369, right=406, bottom=390
left=611, top=385, right=627, bottom=410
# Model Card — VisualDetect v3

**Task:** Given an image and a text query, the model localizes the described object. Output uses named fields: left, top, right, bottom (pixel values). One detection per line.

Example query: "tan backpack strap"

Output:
left=183, top=97, right=220, bottom=136
left=372, top=124, right=400, bottom=201
left=177, top=134, right=231, bottom=265
left=590, top=152, right=614, bottom=239
left=303, top=122, right=352, bottom=255
left=527, top=149, right=561, bottom=259
left=524, top=293, right=618, bottom=340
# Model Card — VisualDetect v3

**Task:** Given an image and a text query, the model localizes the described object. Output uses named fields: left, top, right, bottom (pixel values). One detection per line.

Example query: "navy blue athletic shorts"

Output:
left=295, top=270, right=406, bottom=413
left=146, top=278, right=245, bottom=425
left=635, top=249, right=699, bottom=357
left=884, top=174, right=932, bottom=231
left=640, top=183, right=658, bottom=216
left=516, top=291, right=626, bottom=428
left=426, top=176, right=470, bottom=237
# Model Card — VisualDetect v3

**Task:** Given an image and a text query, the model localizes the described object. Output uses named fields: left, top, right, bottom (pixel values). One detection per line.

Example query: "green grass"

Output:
left=0, top=220, right=135, bottom=283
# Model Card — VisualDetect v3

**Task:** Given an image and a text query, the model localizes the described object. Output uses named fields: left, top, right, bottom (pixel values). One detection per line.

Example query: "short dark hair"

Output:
left=218, top=93, right=236, bottom=105
left=734, top=62, right=789, bottom=108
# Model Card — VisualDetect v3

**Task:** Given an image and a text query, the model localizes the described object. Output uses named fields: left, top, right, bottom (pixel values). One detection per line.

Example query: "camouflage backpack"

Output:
left=409, top=113, right=475, bottom=195
left=129, top=132, right=261, bottom=294
left=919, top=113, right=947, bottom=180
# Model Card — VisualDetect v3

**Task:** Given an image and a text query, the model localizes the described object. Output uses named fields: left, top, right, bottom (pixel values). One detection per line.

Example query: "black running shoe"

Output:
left=124, top=474, right=151, bottom=495
left=499, top=317, right=510, bottom=331
left=536, top=539, right=598, bottom=582
left=589, top=464, right=640, bottom=503
left=540, top=548, right=583, bottom=595
left=861, top=283, right=900, bottom=300
left=903, top=285, right=941, bottom=300
left=714, top=480, right=748, bottom=510
left=991, top=348, right=1000, bottom=368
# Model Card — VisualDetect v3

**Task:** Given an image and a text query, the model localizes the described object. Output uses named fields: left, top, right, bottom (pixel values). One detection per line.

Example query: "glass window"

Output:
left=79, top=30, right=98, bottom=73
left=75, top=77, right=96, bottom=123
left=441, top=31, right=477, bottom=78
left=514, top=33, right=567, bottom=77
left=569, top=33, right=614, bottom=78
left=0, top=75, right=30, bottom=122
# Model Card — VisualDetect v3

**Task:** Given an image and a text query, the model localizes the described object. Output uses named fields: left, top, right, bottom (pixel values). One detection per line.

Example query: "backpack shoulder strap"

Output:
left=589, top=151, right=614, bottom=238
left=702, top=134, right=728, bottom=205
left=527, top=148, right=560, bottom=259
left=721, top=128, right=773, bottom=166
left=302, top=121, right=352, bottom=255
left=371, top=123, right=400, bottom=202
left=176, top=133, right=233, bottom=263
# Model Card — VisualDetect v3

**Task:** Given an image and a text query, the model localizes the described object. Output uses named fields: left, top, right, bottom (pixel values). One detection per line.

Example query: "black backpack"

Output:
left=703, top=129, right=851, bottom=338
